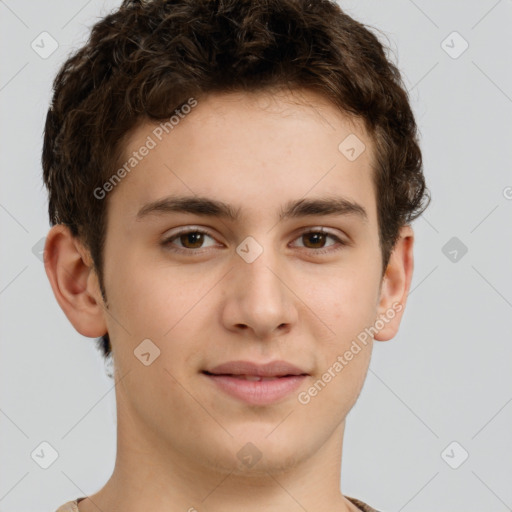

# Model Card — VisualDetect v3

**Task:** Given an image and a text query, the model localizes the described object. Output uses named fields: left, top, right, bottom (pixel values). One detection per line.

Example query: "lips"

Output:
left=219, top=375, right=280, bottom=381
left=202, top=360, right=309, bottom=405
left=203, top=360, right=309, bottom=378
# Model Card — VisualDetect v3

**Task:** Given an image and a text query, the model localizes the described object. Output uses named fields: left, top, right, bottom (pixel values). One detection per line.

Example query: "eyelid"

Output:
left=294, top=225, right=345, bottom=239
left=164, top=225, right=213, bottom=238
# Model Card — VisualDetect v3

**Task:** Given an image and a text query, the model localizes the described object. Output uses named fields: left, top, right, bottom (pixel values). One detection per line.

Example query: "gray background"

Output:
left=1, top=1, right=511, bottom=511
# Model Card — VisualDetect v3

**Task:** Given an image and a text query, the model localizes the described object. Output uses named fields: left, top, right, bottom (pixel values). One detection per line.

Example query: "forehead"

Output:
left=108, top=88, right=378, bottom=227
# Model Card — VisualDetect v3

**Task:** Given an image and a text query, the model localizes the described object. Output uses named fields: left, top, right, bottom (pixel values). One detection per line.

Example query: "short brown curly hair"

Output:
left=42, top=0, right=430, bottom=360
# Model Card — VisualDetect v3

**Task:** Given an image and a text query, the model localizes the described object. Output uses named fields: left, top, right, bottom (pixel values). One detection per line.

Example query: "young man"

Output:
left=43, top=0, right=429, bottom=510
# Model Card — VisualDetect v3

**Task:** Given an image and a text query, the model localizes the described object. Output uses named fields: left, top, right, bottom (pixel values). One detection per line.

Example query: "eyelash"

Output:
left=161, top=226, right=347, bottom=255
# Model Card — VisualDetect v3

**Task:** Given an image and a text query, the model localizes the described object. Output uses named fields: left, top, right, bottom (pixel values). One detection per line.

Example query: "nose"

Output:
left=221, top=244, right=298, bottom=340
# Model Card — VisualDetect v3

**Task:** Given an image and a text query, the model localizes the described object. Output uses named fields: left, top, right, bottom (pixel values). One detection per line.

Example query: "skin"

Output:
left=44, top=88, right=414, bottom=512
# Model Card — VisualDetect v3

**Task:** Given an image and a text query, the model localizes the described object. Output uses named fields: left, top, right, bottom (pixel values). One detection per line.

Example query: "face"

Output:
left=48, top=88, right=412, bottom=477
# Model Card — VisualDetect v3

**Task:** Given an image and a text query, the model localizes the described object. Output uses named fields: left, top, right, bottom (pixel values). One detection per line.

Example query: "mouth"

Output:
left=202, top=360, right=309, bottom=405
left=202, top=372, right=301, bottom=381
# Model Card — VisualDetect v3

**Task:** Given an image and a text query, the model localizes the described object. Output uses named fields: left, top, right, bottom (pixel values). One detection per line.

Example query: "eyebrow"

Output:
left=136, top=195, right=368, bottom=223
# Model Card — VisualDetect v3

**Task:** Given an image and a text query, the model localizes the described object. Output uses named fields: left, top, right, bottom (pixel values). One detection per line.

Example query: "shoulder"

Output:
left=346, top=495, right=383, bottom=512
left=54, top=499, right=81, bottom=512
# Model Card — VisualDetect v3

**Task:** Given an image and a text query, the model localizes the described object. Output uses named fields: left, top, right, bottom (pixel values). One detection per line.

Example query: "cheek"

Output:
left=307, top=271, right=379, bottom=395
left=304, top=282, right=376, bottom=411
left=314, top=265, right=381, bottom=332
left=105, top=250, right=195, bottom=337
left=104, top=255, right=217, bottom=378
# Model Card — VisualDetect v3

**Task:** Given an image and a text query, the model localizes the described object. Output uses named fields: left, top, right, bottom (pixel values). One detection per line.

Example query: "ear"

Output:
left=43, top=224, right=108, bottom=338
left=374, top=224, right=414, bottom=342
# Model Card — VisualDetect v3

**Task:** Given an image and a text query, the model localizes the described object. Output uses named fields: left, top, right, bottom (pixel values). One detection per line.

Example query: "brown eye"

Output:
left=301, top=232, right=329, bottom=249
left=292, top=228, right=347, bottom=254
left=178, top=231, right=205, bottom=249
left=162, top=228, right=218, bottom=253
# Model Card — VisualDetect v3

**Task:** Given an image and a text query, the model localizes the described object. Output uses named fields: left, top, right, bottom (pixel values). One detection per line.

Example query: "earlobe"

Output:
left=43, top=224, right=108, bottom=338
left=374, top=225, right=414, bottom=342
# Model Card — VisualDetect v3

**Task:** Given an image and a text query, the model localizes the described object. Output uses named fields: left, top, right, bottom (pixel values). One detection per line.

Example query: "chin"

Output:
left=197, top=428, right=307, bottom=476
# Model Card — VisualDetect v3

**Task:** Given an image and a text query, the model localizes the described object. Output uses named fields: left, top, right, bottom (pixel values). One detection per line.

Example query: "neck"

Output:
left=78, top=412, right=359, bottom=512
